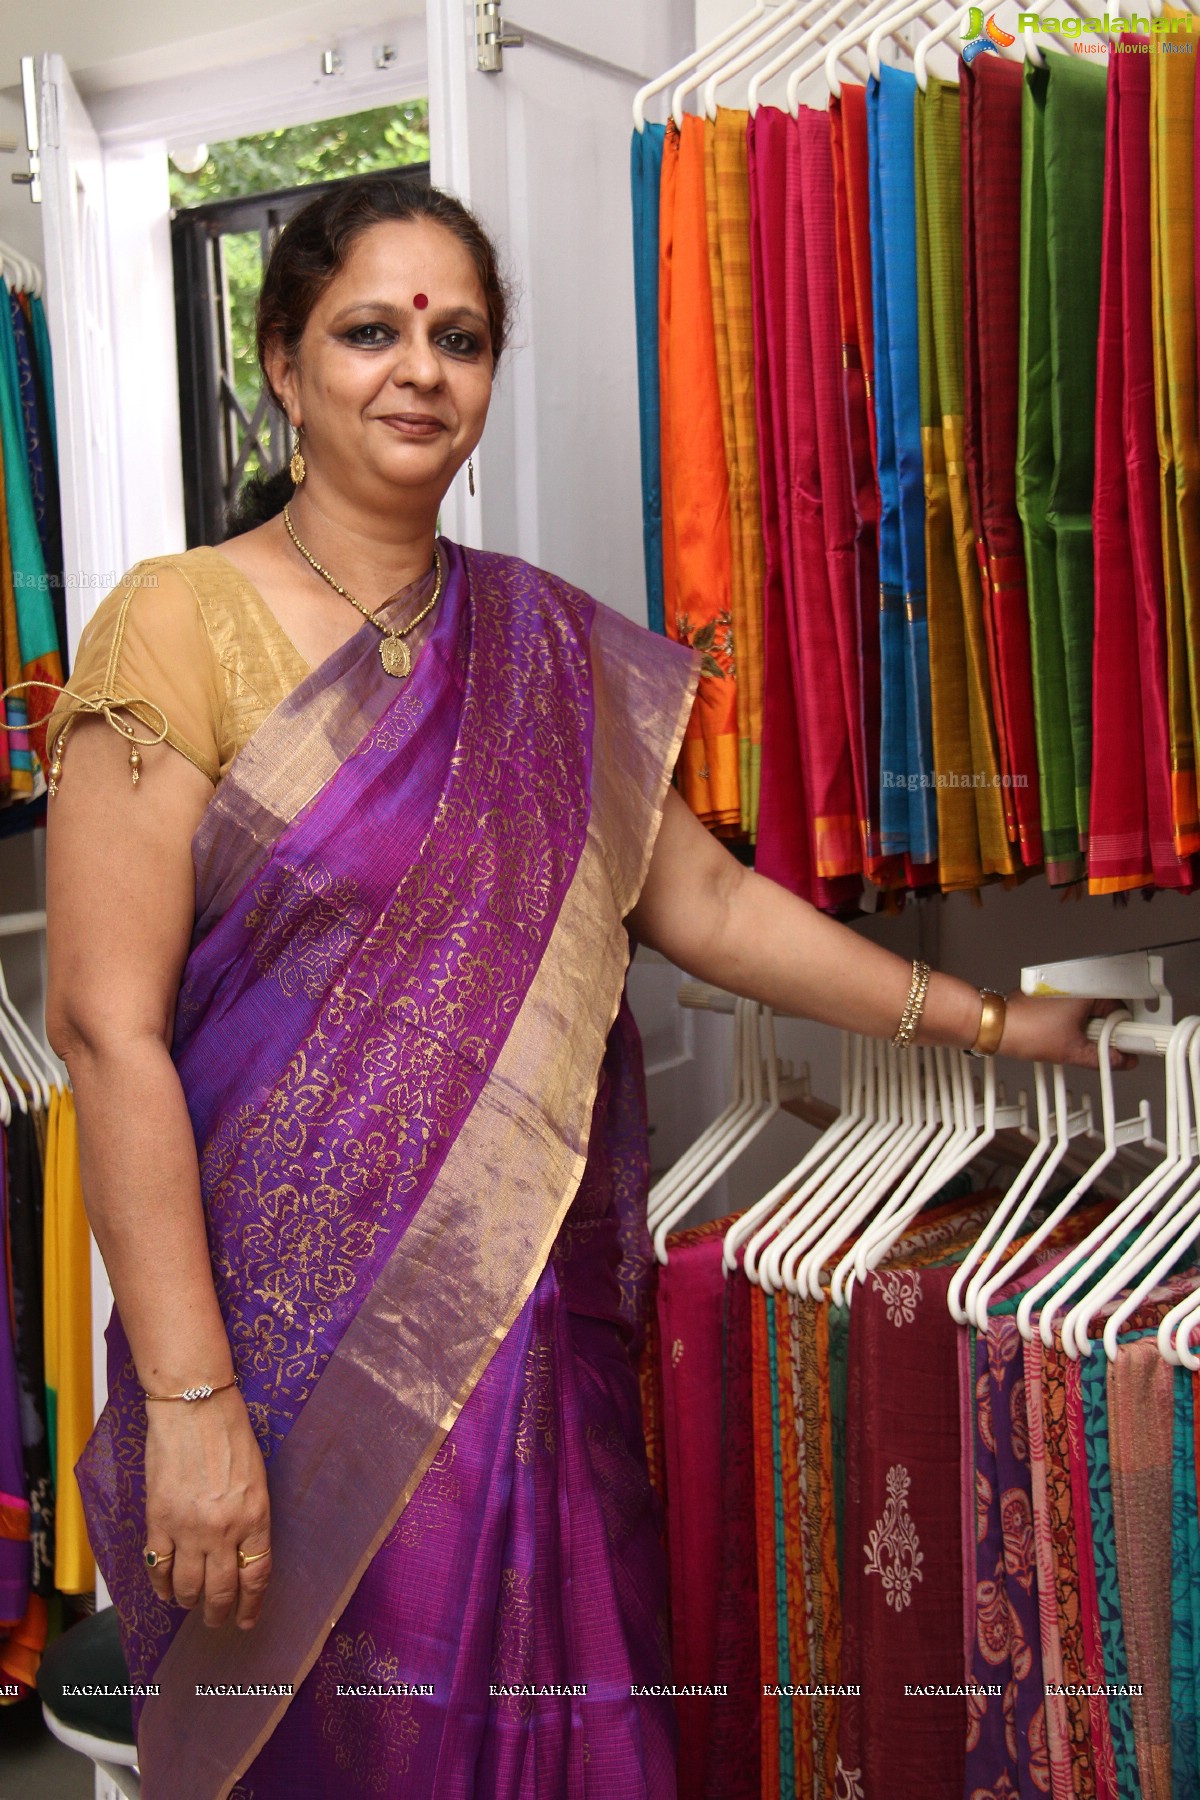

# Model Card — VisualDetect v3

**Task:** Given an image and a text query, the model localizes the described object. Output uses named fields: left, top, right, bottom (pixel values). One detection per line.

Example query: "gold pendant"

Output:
left=379, top=635, right=411, bottom=678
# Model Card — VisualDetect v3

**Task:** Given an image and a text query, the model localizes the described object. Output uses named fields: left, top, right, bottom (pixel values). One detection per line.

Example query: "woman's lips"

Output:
left=377, top=414, right=447, bottom=438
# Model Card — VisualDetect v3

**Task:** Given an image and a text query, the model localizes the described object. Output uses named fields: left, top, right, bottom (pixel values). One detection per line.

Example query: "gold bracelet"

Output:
left=892, top=959, right=932, bottom=1048
left=970, top=989, right=1007, bottom=1057
left=142, top=1378, right=238, bottom=1403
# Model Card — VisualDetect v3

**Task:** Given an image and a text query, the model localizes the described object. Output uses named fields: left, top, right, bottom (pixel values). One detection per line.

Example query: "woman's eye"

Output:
left=439, top=330, right=480, bottom=357
left=347, top=323, right=393, bottom=346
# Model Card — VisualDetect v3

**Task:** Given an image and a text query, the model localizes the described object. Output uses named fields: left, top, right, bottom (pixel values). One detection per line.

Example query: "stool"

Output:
left=36, top=1607, right=141, bottom=1799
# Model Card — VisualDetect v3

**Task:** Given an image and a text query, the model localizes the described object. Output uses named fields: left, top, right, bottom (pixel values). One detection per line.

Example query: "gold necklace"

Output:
left=282, top=503, right=443, bottom=679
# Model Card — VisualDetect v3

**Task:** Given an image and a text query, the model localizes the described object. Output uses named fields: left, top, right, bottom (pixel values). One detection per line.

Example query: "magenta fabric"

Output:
left=75, top=544, right=693, bottom=1798
left=747, top=108, right=814, bottom=903
left=0, top=1144, right=30, bottom=1627
left=1120, top=50, right=1193, bottom=889
left=657, top=1236, right=726, bottom=1798
left=1089, top=44, right=1153, bottom=889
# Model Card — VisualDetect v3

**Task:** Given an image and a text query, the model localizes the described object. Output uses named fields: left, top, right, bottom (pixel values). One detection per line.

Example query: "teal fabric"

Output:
left=1171, top=1367, right=1200, bottom=1797
left=1082, top=1349, right=1140, bottom=1792
left=28, top=295, right=56, bottom=461
left=631, top=125, right=665, bottom=635
left=0, top=282, right=55, bottom=664
left=829, top=1300, right=849, bottom=1576
left=765, top=1293, right=794, bottom=1786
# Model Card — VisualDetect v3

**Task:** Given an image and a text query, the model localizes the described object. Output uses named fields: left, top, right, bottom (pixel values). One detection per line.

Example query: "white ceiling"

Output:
left=1, top=0, right=426, bottom=98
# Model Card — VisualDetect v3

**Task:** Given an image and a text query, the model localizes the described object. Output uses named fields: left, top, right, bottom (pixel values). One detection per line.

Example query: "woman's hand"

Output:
left=143, top=1386, right=272, bottom=1631
left=995, top=994, right=1136, bottom=1072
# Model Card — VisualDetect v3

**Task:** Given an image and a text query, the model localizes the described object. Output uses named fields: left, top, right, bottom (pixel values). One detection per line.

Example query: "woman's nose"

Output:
left=392, top=330, right=442, bottom=389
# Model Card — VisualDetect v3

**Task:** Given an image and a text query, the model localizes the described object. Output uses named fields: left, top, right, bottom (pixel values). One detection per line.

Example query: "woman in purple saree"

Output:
left=36, top=178, right=1116, bottom=1800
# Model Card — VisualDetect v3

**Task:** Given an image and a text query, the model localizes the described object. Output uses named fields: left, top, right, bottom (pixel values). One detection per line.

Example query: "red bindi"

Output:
left=413, top=292, right=429, bottom=310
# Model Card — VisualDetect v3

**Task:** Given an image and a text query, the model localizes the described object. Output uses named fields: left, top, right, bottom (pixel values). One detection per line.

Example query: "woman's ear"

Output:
left=262, top=335, right=298, bottom=423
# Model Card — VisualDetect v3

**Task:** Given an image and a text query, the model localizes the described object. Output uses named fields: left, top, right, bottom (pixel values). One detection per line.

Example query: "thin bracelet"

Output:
left=142, top=1378, right=239, bottom=1403
left=892, top=959, right=932, bottom=1049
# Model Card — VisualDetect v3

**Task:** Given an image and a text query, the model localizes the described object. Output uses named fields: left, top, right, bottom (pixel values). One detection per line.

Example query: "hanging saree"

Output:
left=659, top=117, right=740, bottom=832
left=72, top=543, right=700, bottom=1799
left=914, top=83, right=983, bottom=892
left=923, top=75, right=1013, bottom=880
left=1091, top=42, right=1154, bottom=893
left=42, top=1090, right=92, bottom=1595
left=631, top=123, right=666, bottom=637
left=747, top=110, right=815, bottom=904
left=1152, top=13, right=1200, bottom=857
left=878, top=66, right=938, bottom=870
left=0, top=1142, right=30, bottom=1627
left=0, top=285, right=59, bottom=762
left=714, top=109, right=765, bottom=841
left=961, top=57, right=1044, bottom=870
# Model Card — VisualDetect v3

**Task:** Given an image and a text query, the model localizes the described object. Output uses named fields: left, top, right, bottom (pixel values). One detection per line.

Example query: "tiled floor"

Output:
left=0, top=1696, right=94, bottom=1799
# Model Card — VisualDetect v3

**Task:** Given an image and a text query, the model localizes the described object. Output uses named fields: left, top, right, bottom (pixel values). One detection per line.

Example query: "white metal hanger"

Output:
left=744, top=0, right=876, bottom=112
left=0, top=237, right=41, bottom=297
left=633, top=1, right=771, bottom=129
left=674, top=3, right=802, bottom=127
left=1017, top=1015, right=1198, bottom=1348
left=701, top=0, right=825, bottom=118
left=866, top=0, right=956, bottom=79
left=647, top=996, right=754, bottom=1229
left=809, top=0, right=942, bottom=104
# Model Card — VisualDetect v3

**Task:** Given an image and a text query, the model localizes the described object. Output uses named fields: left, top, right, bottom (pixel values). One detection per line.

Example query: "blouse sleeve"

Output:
left=43, top=560, right=223, bottom=786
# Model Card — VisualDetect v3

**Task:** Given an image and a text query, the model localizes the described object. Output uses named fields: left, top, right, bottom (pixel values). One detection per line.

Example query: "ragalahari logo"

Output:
left=961, top=6, right=1018, bottom=60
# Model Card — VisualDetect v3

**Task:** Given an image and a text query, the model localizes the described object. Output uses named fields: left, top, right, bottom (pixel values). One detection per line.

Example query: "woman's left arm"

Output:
left=626, top=789, right=1126, bottom=1072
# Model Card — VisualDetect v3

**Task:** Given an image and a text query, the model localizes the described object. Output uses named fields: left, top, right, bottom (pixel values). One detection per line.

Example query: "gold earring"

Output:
left=289, top=426, right=306, bottom=486
left=468, top=456, right=476, bottom=497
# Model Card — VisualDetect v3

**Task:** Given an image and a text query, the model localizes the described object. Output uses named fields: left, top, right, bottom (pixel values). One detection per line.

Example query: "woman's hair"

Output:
left=224, top=176, right=511, bottom=537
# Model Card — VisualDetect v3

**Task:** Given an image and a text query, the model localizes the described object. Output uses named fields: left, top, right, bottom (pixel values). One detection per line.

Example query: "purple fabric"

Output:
left=76, top=544, right=683, bottom=1796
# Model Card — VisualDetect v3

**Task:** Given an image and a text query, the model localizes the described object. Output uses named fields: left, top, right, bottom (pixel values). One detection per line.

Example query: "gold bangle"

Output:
left=142, top=1378, right=238, bottom=1403
left=970, top=989, right=1007, bottom=1057
left=892, top=959, right=932, bottom=1048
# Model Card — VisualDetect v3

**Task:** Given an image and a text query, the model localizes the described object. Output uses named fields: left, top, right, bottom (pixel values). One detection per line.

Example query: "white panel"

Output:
left=428, top=0, right=691, bottom=618
left=37, top=53, right=124, bottom=656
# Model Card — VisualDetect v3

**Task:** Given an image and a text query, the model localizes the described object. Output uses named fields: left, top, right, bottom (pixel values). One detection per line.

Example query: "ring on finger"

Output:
left=143, top=1547, right=175, bottom=1569
left=237, top=1546, right=271, bottom=1568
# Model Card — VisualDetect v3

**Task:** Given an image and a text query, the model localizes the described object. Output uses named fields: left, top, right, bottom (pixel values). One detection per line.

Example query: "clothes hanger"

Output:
left=722, top=1031, right=864, bottom=1277
left=982, top=1011, right=1154, bottom=1330
left=781, top=0, right=910, bottom=113
left=1091, top=1025, right=1200, bottom=1357
left=790, top=1045, right=933, bottom=1299
left=866, top=0, right=959, bottom=80
left=1057, top=1016, right=1200, bottom=1357
left=653, top=1006, right=784, bottom=1260
left=741, top=1034, right=883, bottom=1286
left=701, top=0, right=830, bottom=118
left=0, top=999, right=50, bottom=1111
left=745, top=0, right=875, bottom=112
left=1018, top=1014, right=1198, bottom=1348
left=674, top=3, right=802, bottom=127
left=961, top=1066, right=1093, bottom=1329
left=633, top=1, right=771, bottom=129
left=0, top=957, right=58, bottom=1108
left=1022, top=0, right=1114, bottom=67
left=854, top=1052, right=1030, bottom=1275
left=758, top=1038, right=904, bottom=1293
left=647, top=996, right=753, bottom=1229
left=948, top=1060, right=1056, bottom=1324
left=1158, top=1249, right=1200, bottom=1365
left=0, top=239, right=40, bottom=296
left=806, top=0, right=942, bottom=105
left=913, top=0, right=1016, bottom=89
left=834, top=1046, right=958, bottom=1305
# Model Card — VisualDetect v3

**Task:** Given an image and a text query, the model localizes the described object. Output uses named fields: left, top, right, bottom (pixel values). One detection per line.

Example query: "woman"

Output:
left=37, top=176, right=1112, bottom=1799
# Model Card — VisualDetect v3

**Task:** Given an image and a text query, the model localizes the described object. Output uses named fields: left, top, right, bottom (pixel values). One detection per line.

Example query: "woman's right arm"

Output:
left=44, top=716, right=272, bottom=1631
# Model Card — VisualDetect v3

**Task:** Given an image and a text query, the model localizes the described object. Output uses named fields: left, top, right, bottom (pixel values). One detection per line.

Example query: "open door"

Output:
left=427, top=0, right=691, bottom=624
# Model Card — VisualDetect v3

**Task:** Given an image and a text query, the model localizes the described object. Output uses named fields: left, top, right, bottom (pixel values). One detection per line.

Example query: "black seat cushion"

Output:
left=36, top=1606, right=135, bottom=1745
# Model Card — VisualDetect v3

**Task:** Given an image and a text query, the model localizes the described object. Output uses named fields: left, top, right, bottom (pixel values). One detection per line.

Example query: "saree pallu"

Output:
left=714, top=109, right=765, bottom=842
left=915, top=84, right=983, bottom=892
left=831, top=89, right=899, bottom=890
left=1038, top=1336, right=1097, bottom=1800
left=1171, top=1368, right=1200, bottom=1798
left=1090, top=46, right=1154, bottom=894
left=876, top=68, right=938, bottom=869
left=1152, top=17, right=1200, bottom=856
left=749, top=1286, right=785, bottom=1797
left=747, top=109, right=816, bottom=904
left=924, top=74, right=1013, bottom=882
left=1017, top=58, right=1106, bottom=881
left=5, top=1109, right=53, bottom=1596
left=961, top=57, right=1044, bottom=869
left=0, top=1144, right=30, bottom=1627
left=1066, top=1361, right=1118, bottom=1799
left=1109, top=1334, right=1175, bottom=1800
left=703, top=1251, right=760, bottom=1800
left=75, top=543, right=701, bottom=1800
left=659, top=118, right=740, bottom=831
left=1121, top=49, right=1196, bottom=886
left=1081, top=1352, right=1140, bottom=1797
left=631, top=123, right=666, bottom=637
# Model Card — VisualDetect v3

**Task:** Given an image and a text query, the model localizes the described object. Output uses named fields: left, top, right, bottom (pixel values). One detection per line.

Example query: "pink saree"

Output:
left=72, top=544, right=700, bottom=1799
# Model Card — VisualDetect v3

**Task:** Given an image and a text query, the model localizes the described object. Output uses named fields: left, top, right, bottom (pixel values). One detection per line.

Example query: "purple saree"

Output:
left=74, top=542, right=700, bottom=1799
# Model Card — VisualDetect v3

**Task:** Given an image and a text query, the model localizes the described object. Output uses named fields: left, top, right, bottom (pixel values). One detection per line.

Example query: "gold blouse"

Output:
left=45, top=550, right=315, bottom=787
